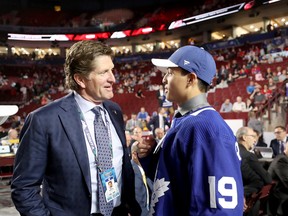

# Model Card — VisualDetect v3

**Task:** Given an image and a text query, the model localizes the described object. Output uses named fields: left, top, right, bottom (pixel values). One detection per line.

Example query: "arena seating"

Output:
left=0, top=32, right=287, bottom=127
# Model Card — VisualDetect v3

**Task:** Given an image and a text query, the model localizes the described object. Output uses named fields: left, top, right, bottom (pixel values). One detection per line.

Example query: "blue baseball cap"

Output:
left=151, top=45, right=216, bottom=85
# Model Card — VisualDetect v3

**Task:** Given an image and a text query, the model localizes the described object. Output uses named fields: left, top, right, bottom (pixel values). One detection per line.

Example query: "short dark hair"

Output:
left=197, top=78, right=209, bottom=92
left=274, top=125, right=286, bottom=131
left=181, top=69, right=209, bottom=92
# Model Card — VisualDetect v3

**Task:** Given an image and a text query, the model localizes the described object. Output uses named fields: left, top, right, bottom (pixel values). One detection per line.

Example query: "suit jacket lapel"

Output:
left=104, top=102, right=125, bottom=146
left=59, top=93, right=91, bottom=193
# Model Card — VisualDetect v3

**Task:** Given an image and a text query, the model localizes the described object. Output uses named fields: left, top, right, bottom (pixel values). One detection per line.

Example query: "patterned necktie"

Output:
left=93, top=106, right=114, bottom=216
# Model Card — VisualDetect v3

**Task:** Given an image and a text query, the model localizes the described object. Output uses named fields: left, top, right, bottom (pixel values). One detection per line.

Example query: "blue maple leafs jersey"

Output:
left=150, top=107, right=244, bottom=216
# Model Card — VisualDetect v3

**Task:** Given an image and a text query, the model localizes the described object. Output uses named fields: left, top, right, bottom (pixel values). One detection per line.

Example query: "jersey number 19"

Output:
left=208, top=176, right=237, bottom=209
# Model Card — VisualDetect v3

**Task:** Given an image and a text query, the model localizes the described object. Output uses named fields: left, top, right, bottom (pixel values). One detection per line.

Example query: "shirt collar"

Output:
left=177, top=93, right=210, bottom=116
left=74, top=91, right=103, bottom=114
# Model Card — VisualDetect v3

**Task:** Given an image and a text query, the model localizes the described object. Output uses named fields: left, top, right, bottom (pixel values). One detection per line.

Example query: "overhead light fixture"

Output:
left=262, top=0, right=281, bottom=4
left=244, top=0, right=255, bottom=10
left=54, top=5, right=61, bottom=12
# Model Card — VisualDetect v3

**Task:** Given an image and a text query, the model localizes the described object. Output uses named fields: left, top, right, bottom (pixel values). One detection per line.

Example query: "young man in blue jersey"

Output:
left=144, top=46, right=244, bottom=215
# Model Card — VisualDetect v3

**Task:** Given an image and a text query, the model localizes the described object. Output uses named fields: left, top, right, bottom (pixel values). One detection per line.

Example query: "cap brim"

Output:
left=0, top=105, right=19, bottom=117
left=151, top=58, right=178, bottom=68
left=0, top=105, right=19, bottom=125
left=151, top=58, right=178, bottom=73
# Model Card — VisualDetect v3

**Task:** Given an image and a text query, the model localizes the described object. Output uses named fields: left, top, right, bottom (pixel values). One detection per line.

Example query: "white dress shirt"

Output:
left=74, top=92, right=123, bottom=213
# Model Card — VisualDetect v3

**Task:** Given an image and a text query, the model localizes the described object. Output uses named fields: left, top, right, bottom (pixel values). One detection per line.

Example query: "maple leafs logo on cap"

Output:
left=184, top=60, right=190, bottom=65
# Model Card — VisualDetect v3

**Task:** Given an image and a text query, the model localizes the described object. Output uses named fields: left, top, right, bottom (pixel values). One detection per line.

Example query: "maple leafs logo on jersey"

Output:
left=149, top=178, right=170, bottom=215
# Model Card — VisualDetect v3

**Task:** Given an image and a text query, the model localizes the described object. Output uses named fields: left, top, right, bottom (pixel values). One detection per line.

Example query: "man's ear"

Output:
left=187, top=73, right=197, bottom=85
left=73, top=73, right=86, bottom=89
left=242, top=135, right=247, bottom=142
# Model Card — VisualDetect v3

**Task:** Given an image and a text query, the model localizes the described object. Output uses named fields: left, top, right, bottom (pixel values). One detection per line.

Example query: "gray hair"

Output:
left=236, top=127, right=250, bottom=143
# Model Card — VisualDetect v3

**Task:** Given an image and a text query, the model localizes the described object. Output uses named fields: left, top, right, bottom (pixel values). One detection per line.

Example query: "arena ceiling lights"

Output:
left=7, top=0, right=282, bottom=42
left=7, top=32, right=112, bottom=41
left=8, top=26, right=156, bottom=41
left=168, top=3, right=245, bottom=30
left=7, top=33, right=71, bottom=41
left=168, top=0, right=282, bottom=30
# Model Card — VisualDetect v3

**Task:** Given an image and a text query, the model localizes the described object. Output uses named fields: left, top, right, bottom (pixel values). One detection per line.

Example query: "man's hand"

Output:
left=243, top=197, right=247, bottom=212
left=136, top=135, right=156, bottom=158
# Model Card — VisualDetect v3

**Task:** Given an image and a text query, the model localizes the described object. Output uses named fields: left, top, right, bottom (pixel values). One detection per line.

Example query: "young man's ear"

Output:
left=187, top=73, right=197, bottom=85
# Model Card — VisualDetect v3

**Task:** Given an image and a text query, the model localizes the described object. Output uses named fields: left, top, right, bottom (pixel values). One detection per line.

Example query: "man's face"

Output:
left=78, top=55, right=115, bottom=103
left=108, top=181, right=113, bottom=188
left=159, top=108, right=166, bottom=115
left=133, top=127, right=142, bottom=138
left=131, top=114, right=137, bottom=120
left=274, top=127, right=287, bottom=141
left=162, top=67, right=189, bottom=105
left=245, top=129, right=257, bottom=150
left=156, top=130, right=164, bottom=139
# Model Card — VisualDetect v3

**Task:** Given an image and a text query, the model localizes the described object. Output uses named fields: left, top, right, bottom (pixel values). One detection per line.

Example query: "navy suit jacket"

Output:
left=239, top=144, right=272, bottom=197
left=11, top=93, right=141, bottom=216
left=270, top=137, right=288, bottom=157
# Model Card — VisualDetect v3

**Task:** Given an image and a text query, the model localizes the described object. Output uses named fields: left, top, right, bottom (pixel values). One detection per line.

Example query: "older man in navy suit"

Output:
left=270, top=126, right=288, bottom=157
left=11, top=41, right=142, bottom=216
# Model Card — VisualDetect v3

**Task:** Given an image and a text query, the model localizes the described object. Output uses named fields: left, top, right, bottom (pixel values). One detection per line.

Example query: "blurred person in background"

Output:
left=156, top=85, right=165, bottom=107
left=270, top=126, right=288, bottom=157
left=236, top=127, right=271, bottom=216
left=126, top=112, right=142, bottom=133
left=247, top=111, right=263, bottom=135
left=154, top=127, right=165, bottom=143
left=147, top=107, right=170, bottom=137
left=137, top=107, right=149, bottom=122
left=232, top=96, right=246, bottom=112
left=220, top=98, right=233, bottom=112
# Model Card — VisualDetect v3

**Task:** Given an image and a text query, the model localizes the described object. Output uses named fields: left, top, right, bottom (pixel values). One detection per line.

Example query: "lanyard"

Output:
left=77, top=105, right=113, bottom=172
